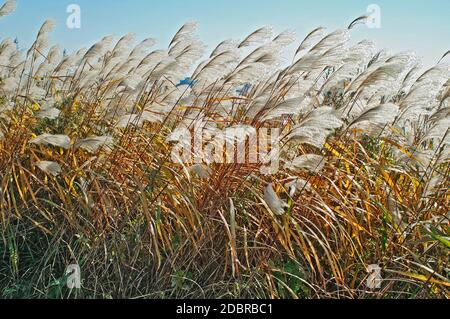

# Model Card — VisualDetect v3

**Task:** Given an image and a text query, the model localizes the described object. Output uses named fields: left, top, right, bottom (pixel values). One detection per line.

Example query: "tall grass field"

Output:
left=0, top=0, right=449, bottom=299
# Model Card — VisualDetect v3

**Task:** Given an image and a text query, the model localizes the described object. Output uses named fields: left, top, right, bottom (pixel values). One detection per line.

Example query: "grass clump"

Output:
left=0, top=4, right=449, bottom=299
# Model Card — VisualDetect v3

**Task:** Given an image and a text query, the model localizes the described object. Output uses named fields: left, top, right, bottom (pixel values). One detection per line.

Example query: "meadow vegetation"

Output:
left=0, top=0, right=449, bottom=298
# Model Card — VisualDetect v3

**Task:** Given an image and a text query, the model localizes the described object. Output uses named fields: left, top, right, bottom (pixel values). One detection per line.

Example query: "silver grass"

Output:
left=308, top=29, right=349, bottom=55
left=287, top=107, right=343, bottom=149
left=78, top=70, right=100, bottom=89
left=440, top=86, right=450, bottom=104
left=36, top=107, right=61, bottom=120
left=0, top=77, right=19, bottom=93
left=136, top=50, right=168, bottom=71
left=28, top=85, right=47, bottom=100
left=348, top=103, right=399, bottom=128
left=112, top=58, right=140, bottom=78
left=352, top=62, right=407, bottom=95
left=312, top=44, right=348, bottom=71
left=348, top=15, right=368, bottom=30
left=192, top=50, right=239, bottom=82
left=272, top=29, right=296, bottom=47
left=1, top=17, right=449, bottom=195
left=110, top=33, right=136, bottom=59
left=252, top=70, right=284, bottom=96
left=320, top=64, right=355, bottom=93
left=229, top=198, right=236, bottom=249
left=419, top=117, right=450, bottom=145
left=83, top=35, right=115, bottom=61
left=385, top=51, right=417, bottom=67
left=0, top=37, right=14, bottom=50
left=245, top=94, right=271, bottom=119
left=47, top=45, right=62, bottom=64
left=434, top=146, right=450, bottom=166
left=102, top=60, right=136, bottom=84
left=423, top=175, right=444, bottom=197
left=367, top=49, right=390, bottom=67
left=397, top=103, right=432, bottom=124
left=53, top=48, right=86, bottom=75
left=117, top=74, right=145, bottom=92
left=430, top=107, right=450, bottom=123
left=413, top=64, right=449, bottom=87
left=284, top=154, right=326, bottom=173
left=35, top=161, right=62, bottom=177
left=36, top=19, right=56, bottom=40
left=225, top=63, right=267, bottom=85
left=253, top=52, right=279, bottom=67
left=75, top=136, right=114, bottom=153
left=285, top=80, right=316, bottom=98
left=294, top=27, right=326, bottom=57
left=287, top=53, right=321, bottom=75
left=344, top=55, right=390, bottom=94
left=10, top=61, right=26, bottom=78
left=401, top=64, right=422, bottom=91
left=263, top=184, right=288, bottom=216
left=238, top=44, right=280, bottom=68
left=30, top=134, right=71, bottom=149
left=168, top=37, right=196, bottom=57
left=128, top=38, right=156, bottom=59
left=398, top=70, right=448, bottom=122
left=38, top=19, right=56, bottom=35
left=99, top=57, right=124, bottom=80
left=8, top=50, right=22, bottom=68
left=146, top=58, right=179, bottom=80
left=0, top=38, right=15, bottom=61
left=116, top=111, right=164, bottom=128
left=261, top=96, right=310, bottom=121
left=238, top=26, right=273, bottom=48
left=172, top=40, right=206, bottom=65
left=285, top=178, right=311, bottom=196
left=438, top=50, right=450, bottom=63
left=0, top=0, right=15, bottom=17
left=36, top=45, right=62, bottom=76
left=397, top=149, right=434, bottom=169
left=28, top=35, right=51, bottom=56
left=210, top=39, right=238, bottom=57
left=344, top=40, right=376, bottom=65
left=169, top=21, right=198, bottom=48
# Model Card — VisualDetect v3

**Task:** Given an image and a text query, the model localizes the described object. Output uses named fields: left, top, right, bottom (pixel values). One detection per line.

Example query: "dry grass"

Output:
left=0, top=4, right=449, bottom=299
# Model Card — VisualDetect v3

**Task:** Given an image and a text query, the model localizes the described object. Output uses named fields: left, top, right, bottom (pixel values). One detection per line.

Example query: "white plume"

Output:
left=0, top=0, right=16, bottom=18
left=35, top=161, right=62, bottom=176
left=30, top=134, right=71, bottom=149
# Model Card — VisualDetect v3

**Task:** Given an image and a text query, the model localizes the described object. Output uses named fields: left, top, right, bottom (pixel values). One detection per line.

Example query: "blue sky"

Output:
left=1, top=0, right=449, bottom=66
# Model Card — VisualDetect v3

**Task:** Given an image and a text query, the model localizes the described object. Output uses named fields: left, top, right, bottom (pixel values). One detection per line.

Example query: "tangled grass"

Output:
left=0, top=1, right=449, bottom=299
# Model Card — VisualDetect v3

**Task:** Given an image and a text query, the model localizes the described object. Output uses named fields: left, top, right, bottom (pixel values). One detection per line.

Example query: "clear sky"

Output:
left=1, top=0, right=449, bottom=67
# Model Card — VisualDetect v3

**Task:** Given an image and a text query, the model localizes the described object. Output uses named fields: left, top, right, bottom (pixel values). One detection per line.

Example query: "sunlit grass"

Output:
left=0, top=2, right=449, bottom=299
